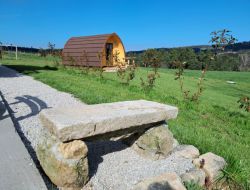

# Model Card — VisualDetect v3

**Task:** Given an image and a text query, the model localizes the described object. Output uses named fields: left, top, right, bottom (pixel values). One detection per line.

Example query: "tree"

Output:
left=174, top=29, right=237, bottom=101
left=142, top=49, right=163, bottom=73
left=48, top=42, right=55, bottom=55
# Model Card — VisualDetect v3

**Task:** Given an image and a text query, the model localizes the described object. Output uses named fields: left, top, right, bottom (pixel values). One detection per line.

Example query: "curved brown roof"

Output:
left=62, top=33, right=125, bottom=67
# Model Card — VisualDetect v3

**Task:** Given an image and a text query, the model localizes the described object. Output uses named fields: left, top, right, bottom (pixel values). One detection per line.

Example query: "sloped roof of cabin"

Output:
left=62, top=33, right=123, bottom=67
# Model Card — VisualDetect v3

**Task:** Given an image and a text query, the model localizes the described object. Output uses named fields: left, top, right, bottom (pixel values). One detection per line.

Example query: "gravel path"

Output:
left=0, top=65, right=195, bottom=190
left=0, top=66, right=84, bottom=150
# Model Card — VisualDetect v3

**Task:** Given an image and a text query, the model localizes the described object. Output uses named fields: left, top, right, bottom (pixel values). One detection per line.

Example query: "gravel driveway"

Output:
left=0, top=65, right=195, bottom=190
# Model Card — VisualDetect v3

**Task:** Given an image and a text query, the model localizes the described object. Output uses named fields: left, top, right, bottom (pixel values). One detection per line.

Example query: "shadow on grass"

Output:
left=2, top=64, right=57, bottom=76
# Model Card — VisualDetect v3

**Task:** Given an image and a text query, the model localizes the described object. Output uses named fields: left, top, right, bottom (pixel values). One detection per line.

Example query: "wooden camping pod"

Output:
left=62, top=33, right=125, bottom=67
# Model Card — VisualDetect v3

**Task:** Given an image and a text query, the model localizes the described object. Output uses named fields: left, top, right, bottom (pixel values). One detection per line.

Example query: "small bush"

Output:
left=140, top=72, right=157, bottom=90
left=117, top=63, right=136, bottom=84
left=238, top=96, right=250, bottom=112
left=140, top=49, right=162, bottom=91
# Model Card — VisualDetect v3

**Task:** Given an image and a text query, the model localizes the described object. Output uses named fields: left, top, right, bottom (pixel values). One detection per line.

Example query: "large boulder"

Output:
left=132, top=124, right=174, bottom=160
left=37, top=133, right=89, bottom=190
left=39, top=100, right=178, bottom=142
left=193, top=152, right=226, bottom=184
left=133, top=172, right=186, bottom=190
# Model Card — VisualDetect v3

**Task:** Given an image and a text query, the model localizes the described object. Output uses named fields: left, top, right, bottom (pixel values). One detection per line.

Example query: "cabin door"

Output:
left=105, top=43, right=113, bottom=66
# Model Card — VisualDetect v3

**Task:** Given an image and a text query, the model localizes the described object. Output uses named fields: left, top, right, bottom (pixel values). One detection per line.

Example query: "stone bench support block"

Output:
left=39, top=100, right=178, bottom=142
left=37, top=138, right=89, bottom=190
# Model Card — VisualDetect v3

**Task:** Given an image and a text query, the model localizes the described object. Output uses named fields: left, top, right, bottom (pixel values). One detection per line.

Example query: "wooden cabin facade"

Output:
left=62, top=33, right=125, bottom=67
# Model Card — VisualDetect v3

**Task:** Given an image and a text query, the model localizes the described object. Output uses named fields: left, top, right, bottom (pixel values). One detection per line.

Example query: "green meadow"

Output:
left=1, top=52, right=250, bottom=187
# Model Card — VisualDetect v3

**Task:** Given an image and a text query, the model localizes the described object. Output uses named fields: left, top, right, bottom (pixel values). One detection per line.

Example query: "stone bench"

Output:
left=37, top=100, right=178, bottom=190
left=39, top=100, right=178, bottom=142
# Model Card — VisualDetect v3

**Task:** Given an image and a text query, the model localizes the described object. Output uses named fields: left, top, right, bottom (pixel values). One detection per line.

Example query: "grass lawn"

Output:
left=1, top=52, right=250, bottom=187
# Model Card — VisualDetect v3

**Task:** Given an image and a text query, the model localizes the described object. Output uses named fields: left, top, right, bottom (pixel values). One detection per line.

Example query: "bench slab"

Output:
left=39, top=100, right=178, bottom=142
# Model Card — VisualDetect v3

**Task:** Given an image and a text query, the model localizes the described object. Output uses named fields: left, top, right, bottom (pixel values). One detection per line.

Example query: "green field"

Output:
left=1, top=52, right=250, bottom=188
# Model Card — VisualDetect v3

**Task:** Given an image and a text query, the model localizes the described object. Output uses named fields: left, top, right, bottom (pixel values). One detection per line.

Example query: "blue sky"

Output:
left=1, top=0, right=250, bottom=51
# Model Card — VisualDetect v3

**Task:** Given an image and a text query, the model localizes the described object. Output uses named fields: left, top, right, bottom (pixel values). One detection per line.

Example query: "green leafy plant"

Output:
left=237, top=96, right=250, bottom=112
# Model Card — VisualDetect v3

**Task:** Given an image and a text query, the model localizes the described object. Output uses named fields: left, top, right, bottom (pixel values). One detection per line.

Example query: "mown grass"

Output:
left=1, top=52, right=250, bottom=187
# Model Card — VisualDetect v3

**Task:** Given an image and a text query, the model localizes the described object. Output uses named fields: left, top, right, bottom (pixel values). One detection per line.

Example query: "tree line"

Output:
left=128, top=48, right=249, bottom=71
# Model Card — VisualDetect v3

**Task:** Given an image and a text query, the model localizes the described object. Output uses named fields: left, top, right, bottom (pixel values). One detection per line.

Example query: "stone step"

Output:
left=39, top=100, right=178, bottom=142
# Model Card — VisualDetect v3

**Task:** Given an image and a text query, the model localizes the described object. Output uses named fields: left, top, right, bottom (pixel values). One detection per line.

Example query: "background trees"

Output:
left=127, top=38, right=250, bottom=72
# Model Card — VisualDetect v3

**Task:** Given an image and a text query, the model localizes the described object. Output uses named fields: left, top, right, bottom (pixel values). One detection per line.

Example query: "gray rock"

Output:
left=133, top=172, right=186, bottom=190
left=132, top=124, right=174, bottom=160
left=181, top=168, right=206, bottom=186
left=193, top=152, right=226, bottom=183
left=173, top=145, right=200, bottom=159
left=39, top=100, right=178, bottom=142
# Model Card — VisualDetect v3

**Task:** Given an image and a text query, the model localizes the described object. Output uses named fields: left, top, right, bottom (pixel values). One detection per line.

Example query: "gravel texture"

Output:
left=0, top=65, right=195, bottom=190
left=0, top=66, right=84, bottom=150
left=87, top=141, right=194, bottom=190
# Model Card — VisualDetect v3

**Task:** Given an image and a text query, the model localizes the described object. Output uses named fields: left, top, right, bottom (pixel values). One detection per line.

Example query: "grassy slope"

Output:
left=1, top=52, right=250, bottom=186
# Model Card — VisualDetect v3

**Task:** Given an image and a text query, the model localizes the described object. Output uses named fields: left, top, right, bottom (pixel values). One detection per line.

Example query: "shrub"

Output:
left=140, top=49, right=162, bottom=90
left=238, top=96, right=250, bottom=112
left=112, top=50, right=137, bottom=84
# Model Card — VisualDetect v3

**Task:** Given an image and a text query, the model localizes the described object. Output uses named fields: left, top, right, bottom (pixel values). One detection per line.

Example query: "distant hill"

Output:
left=1, top=46, right=40, bottom=53
left=1, top=41, right=249, bottom=54
left=127, top=41, right=250, bottom=54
